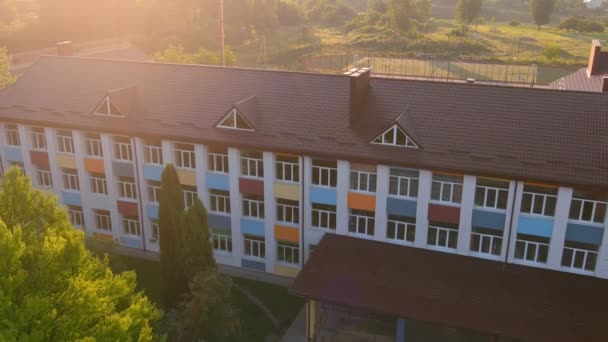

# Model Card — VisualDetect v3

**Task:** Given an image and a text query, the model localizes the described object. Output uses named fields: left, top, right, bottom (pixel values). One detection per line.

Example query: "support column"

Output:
left=263, top=151, right=276, bottom=273
left=595, top=210, right=608, bottom=278
left=195, top=144, right=209, bottom=208
left=375, top=164, right=389, bottom=241
left=134, top=137, right=153, bottom=251
left=161, top=140, right=174, bottom=165
left=501, top=180, right=517, bottom=261
left=547, top=187, right=573, bottom=270
left=228, top=147, right=243, bottom=265
left=414, top=170, right=432, bottom=248
left=506, top=182, right=524, bottom=263
left=45, top=128, right=62, bottom=198
left=100, top=133, right=121, bottom=240
left=16, top=125, right=33, bottom=176
left=396, top=318, right=406, bottom=342
left=336, top=160, right=349, bottom=235
left=72, top=131, right=92, bottom=235
left=457, top=175, right=475, bottom=255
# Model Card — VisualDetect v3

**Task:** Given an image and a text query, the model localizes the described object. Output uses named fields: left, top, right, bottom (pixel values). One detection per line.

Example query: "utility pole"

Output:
left=218, top=0, right=225, bottom=66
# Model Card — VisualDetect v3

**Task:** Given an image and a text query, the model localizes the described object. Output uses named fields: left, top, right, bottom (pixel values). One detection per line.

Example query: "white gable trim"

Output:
left=371, top=125, right=418, bottom=148
left=216, top=108, right=254, bottom=131
left=93, top=96, right=125, bottom=118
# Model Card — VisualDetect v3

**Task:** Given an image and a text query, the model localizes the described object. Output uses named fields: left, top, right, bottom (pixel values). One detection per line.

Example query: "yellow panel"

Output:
left=55, top=154, right=77, bottom=169
left=177, top=169, right=197, bottom=186
left=94, top=232, right=113, bottom=242
left=350, top=163, right=376, bottom=172
left=308, top=300, right=316, bottom=339
left=274, top=264, right=300, bottom=278
left=274, top=182, right=300, bottom=201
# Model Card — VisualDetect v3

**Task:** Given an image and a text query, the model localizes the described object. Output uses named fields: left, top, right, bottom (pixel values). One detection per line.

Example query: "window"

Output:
left=147, top=180, right=160, bottom=204
left=348, top=209, right=375, bottom=236
left=371, top=125, right=418, bottom=148
left=150, top=219, right=160, bottom=242
left=89, top=173, right=108, bottom=195
left=175, top=143, right=196, bottom=169
left=427, top=222, right=458, bottom=250
left=5, top=124, right=20, bottom=146
left=386, top=215, right=415, bottom=243
left=117, top=176, right=137, bottom=200
left=94, top=96, right=125, bottom=117
left=561, top=241, right=598, bottom=272
left=350, top=170, right=377, bottom=193
left=389, top=168, right=419, bottom=198
left=30, top=127, right=47, bottom=150
left=94, top=209, right=112, bottom=231
left=243, top=235, right=265, bottom=259
left=209, top=189, right=231, bottom=214
left=569, top=192, right=607, bottom=224
left=122, top=217, right=141, bottom=237
left=276, top=199, right=300, bottom=225
left=470, top=227, right=502, bottom=256
left=217, top=109, right=254, bottom=131
left=312, top=203, right=336, bottom=231
left=520, top=185, right=557, bottom=217
left=56, top=130, right=74, bottom=154
left=213, top=232, right=233, bottom=253
left=113, top=136, right=132, bottom=161
left=243, top=195, right=264, bottom=219
left=277, top=242, right=300, bottom=265
left=183, top=186, right=197, bottom=209
left=84, top=133, right=103, bottom=157
left=37, top=169, right=53, bottom=188
left=312, top=160, right=337, bottom=187
left=475, top=178, right=509, bottom=210
left=208, top=147, right=229, bottom=173
left=276, top=156, right=299, bottom=182
left=431, top=174, right=463, bottom=204
left=62, top=168, right=80, bottom=191
left=68, top=206, right=84, bottom=228
left=514, top=234, right=549, bottom=264
left=144, top=140, right=163, bottom=165
left=241, top=151, right=263, bottom=178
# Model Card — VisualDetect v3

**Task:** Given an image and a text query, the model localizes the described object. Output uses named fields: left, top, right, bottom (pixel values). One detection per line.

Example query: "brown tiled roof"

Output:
left=290, top=233, right=608, bottom=342
left=0, top=56, right=606, bottom=188
left=550, top=68, right=608, bottom=92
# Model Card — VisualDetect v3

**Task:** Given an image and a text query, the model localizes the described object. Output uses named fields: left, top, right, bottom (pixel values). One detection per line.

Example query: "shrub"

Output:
left=307, top=0, right=357, bottom=26
left=543, top=44, right=562, bottom=61
left=576, top=20, right=604, bottom=33
left=278, top=1, right=302, bottom=26
left=508, top=20, right=520, bottom=26
left=559, top=16, right=578, bottom=31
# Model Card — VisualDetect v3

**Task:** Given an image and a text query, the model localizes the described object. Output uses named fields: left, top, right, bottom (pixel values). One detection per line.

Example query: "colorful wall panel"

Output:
left=4, top=146, right=22, bottom=162
left=517, top=215, right=554, bottom=238
left=275, top=264, right=299, bottom=278
left=117, top=200, right=139, bottom=217
left=242, top=258, right=265, bottom=271
left=30, top=150, right=50, bottom=169
left=206, top=172, right=230, bottom=191
left=428, top=203, right=460, bottom=225
left=239, top=178, right=264, bottom=196
left=146, top=204, right=159, bottom=219
left=274, top=182, right=300, bottom=201
left=241, top=218, right=265, bottom=237
left=348, top=192, right=376, bottom=211
left=274, top=225, right=299, bottom=243
left=310, top=186, right=337, bottom=206
left=56, top=154, right=76, bottom=169
left=472, top=209, right=506, bottom=231
left=143, top=165, right=163, bottom=181
left=112, top=161, right=135, bottom=177
left=565, top=223, right=604, bottom=245
left=209, top=214, right=231, bottom=231
left=386, top=198, right=417, bottom=218
left=84, top=158, right=105, bottom=174
left=94, top=232, right=113, bottom=242
left=177, top=169, right=197, bottom=186
left=119, top=236, right=143, bottom=249
left=61, top=191, right=81, bottom=206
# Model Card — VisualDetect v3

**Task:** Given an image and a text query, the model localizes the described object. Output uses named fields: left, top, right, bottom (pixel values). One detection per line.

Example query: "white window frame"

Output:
left=94, top=97, right=125, bottom=117
left=147, top=181, right=160, bottom=204
left=117, top=177, right=137, bottom=200
left=276, top=200, right=300, bottom=225
left=175, top=145, right=196, bottom=169
left=277, top=243, right=300, bottom=265
left=208, top=152, right=229, bottom=173
left=431, top=179, right=463, bottom=204
left=68, top=207, right=84, bottom=228
left=348, top=211, right=375, bottom=237
left=427, top=225, right=458, bottom=250
left=475, top=185, right=509, bottom=211
left=243, top=236, right=265, bottom=260
left=371, top=125, right=418, bottom=148
left=36, top=169, right=53, bottom=188
left=94, top=210, right=112, bottom=231
left=514, top=238, right=549, bottom=264
left=312, top=204, right=336, bottom=231
left=350, top=170, right=377, bottom=193
left=312, top=163, right=337, bottom=188
left=386, top=218, right=415, bottom=243
left=561, top=246, right=598, bottom=272
left=276, top=158, right=299, bottom=183
left=144, top=143, right=163, bottom=165
left=56, top=131, right=74, bottom=154
left=243, top=197, right=265, bottom=219
left=521, top=191, right=557, bottom=217
left=122, top=218, right=141, bottom=237
left=30, top=128, right=47, bottom=150
left=84, top=134, right=103, bottom=158
left=569, top=198, right=607, bottom=225
left=5, top=124, right=20, bottom=146
left=150, top=220, right=160, bottom=242
left=389, top=171, right=418, bottom=198
left=470, top=231, right=503, bottom=257
left=183, top=189, right=197, bottom=209
left=89, top=174, right=108, bottom=195
left=217, top=109, right=254, bottom=131
left=62, top=169, right=80, bottom=191
left=213, top=233, right=233, bottom=253
left=209, top=190, right=231, bottom=214
left=113, top=137, right=133, bottom=162
left=241, top=154, right=263, bottom=178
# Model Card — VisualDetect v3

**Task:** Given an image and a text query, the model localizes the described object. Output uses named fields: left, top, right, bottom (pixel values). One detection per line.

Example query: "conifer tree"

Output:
left=180, top=197, right=216, bottom=280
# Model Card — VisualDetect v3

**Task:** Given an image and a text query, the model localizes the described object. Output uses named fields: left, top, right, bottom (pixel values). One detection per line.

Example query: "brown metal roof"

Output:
left=290, top=233, right=608, bottom=342
left=550, top=68, right=608, bottom=92
left=0, top=56, right=606, bottom=188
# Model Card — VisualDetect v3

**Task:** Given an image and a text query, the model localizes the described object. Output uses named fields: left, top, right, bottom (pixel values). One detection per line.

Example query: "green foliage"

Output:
left=278, top=1, right=302, bottom=26
left=307, top=0, right=357, bottom=26
left=0, top=167, right=162, bottom=340
left=558, top=16, right=604, bottom=33
left=529, top=0, right=557, bottom=29
left=389, top=0, right=431, bottom=32
left=508, top=20, right=520, bottom=26
left=180, top=198, right=216, bottom=279
left=152, top=45, right=236, bottom=66
left=0, top=47, right=14, bottom=89
left=543, top=44, right=562, bottom=60
left=456, top=0, right=483, bottom=31
left=559, top=16, right=579, bottom=30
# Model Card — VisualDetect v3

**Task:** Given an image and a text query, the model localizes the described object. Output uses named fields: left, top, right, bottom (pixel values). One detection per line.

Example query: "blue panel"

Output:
left=517, top=215, right=554, bottom=238
left=310, top=186, right=337, bottom=206
left=61, top=191, right=82, bottom=206
left=4, top=146, right=22, bottom=162
left=566, top=223, right=604, bottom=245
left=241, top=258, right=266, bottom=271
left=472, top=209, right=506, bottom=231
left=386, top=198, right=417, bottom=218
left=142, top=165, right=163, bottom=181
left=112, top=161, right=135, bottom=177
left=147, top=204, right=159, bottom=219
left=241, top=218, right=265, bottom=237
left=119, top=236, right=143, bottom=249
left=209, top=214, right=231, bottom=231
left=206, top=173, right=230, bottom=191
left=396, top=318, right=406, bottom=342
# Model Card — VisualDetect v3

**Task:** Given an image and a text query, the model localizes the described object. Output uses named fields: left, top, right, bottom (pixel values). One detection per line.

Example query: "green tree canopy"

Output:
left=0, top=47, right=15, bottom=89
left=0, top=167, right=162, bottom=340
left=530, top=0, right=557, bottom=30
left=152, top=44, right=236, bottom=66
left=180, top=197, right=216, bottom=279
left=456, top=0, right=483, bottom=32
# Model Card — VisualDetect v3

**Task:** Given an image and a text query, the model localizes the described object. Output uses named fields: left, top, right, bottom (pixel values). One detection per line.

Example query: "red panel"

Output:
left=239, top=178, right=264, bottom=196
left=117, top=200, right=139, bottom=217
left=428, top=203, right=460, bottom=225
left=30, top=150, right=50, bottom=169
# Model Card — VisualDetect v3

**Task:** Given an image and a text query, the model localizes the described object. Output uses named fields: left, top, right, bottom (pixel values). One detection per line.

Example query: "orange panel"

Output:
left=348, top=192, right=376, bottom=211
left=94, top=232, right=113, bottom=241
left=274, top=225, right=299, bottom=243
left=525, top=181, right=558, bottom=189
left=84, top=158, right=105, bottom=173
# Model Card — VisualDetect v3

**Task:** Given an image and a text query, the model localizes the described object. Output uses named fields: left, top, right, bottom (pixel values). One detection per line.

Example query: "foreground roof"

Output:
left=550, top=68, right=607, bottom=92
left=0, top=56, right=606, bottom=188
left=290, top=234, right=608, bottom=342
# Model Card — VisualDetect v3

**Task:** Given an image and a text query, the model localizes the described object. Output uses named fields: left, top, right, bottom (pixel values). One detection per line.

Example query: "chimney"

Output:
left=345, top=67, right=371, bottom=127
left=56, top=41, right=73, bottom=57
left=602, top=77, right=608, bottom=93
left=588, top=40, right=604, bottom=76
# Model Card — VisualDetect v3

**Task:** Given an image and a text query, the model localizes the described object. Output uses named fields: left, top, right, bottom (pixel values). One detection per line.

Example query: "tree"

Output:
left=0, top=47, right=15, bottom=89
left=0, top=167, right=162, bottom=340
left=158, top=163, right=187, bottom=308
left=530, top=0, right=557, bottom=30
left=180, top=197, right=216, bottom=279
left=152, top=45, right=236, bottom=66
left=456, top=0, right=483, bottom=32
left=390, top=0, right=415, bottom=32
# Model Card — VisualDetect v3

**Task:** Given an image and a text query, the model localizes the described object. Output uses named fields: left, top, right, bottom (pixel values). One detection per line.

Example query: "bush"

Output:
left=307, top=0, right=357, bottom=26
left=576, top=20, right=604, bottom=33
left=543, top=44, right=562, bottom=61
left=559, top=16, right=578, bottom=31
left=508, top=20, right=520, bottom=26
left=278, top=1, right=301, bottom=26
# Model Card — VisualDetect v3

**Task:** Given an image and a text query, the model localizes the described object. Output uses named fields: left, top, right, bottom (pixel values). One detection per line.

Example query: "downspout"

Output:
left=300, top=155, right=305, bottom=268
left=503, top=180, right=519, bottom=263
left=131, top=137, right=147, bottom=252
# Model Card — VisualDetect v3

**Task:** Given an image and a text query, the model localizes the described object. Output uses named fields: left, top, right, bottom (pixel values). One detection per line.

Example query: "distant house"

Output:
left=584, top=0, right=604, bottom=9
left=550, top=40, right=608, bottom=93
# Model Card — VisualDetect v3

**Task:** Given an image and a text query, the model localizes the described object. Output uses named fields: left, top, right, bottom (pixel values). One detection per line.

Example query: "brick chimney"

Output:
left=345, top=67, right=371, bottom=127
left=602, top=77, right=608, bottom=93
left=587, top=40, right=607, bottom=76
left=56, top=41, right=73, bottom=57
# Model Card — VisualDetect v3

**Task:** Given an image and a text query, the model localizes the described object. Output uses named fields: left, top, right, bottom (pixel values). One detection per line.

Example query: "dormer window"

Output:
left=372, top=125, right=418, bottom=148
left=94, top=97, right=125, bottom=117
left=217, top=109, right=254, bottom=131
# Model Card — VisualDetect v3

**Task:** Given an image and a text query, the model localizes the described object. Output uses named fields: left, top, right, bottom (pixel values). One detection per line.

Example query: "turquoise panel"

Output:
left=142, top=165, right=163, bottom=181
left=206, top=173, right=230, bottom=191
left=472, top=209, right=506, bottom=231
left=566, top=223, right=604, bottom=245
left=61, top=191, right=82, bottom=206
left=146, top=204, right=159, bottom=219
left=310, top=186, right=337, bottom=206
left=386, top=198, right=417, bottom=218
left=241, top=258, right=265, bottom=271
left=209, top=214, right=231, bottom=231
left=4, top=146, right=23, bottom=162
left=241, top=218, right=265, bottom=237
left=119, top=236, right=143, bottom=249
left=517, top=215, right=554, bottom=238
